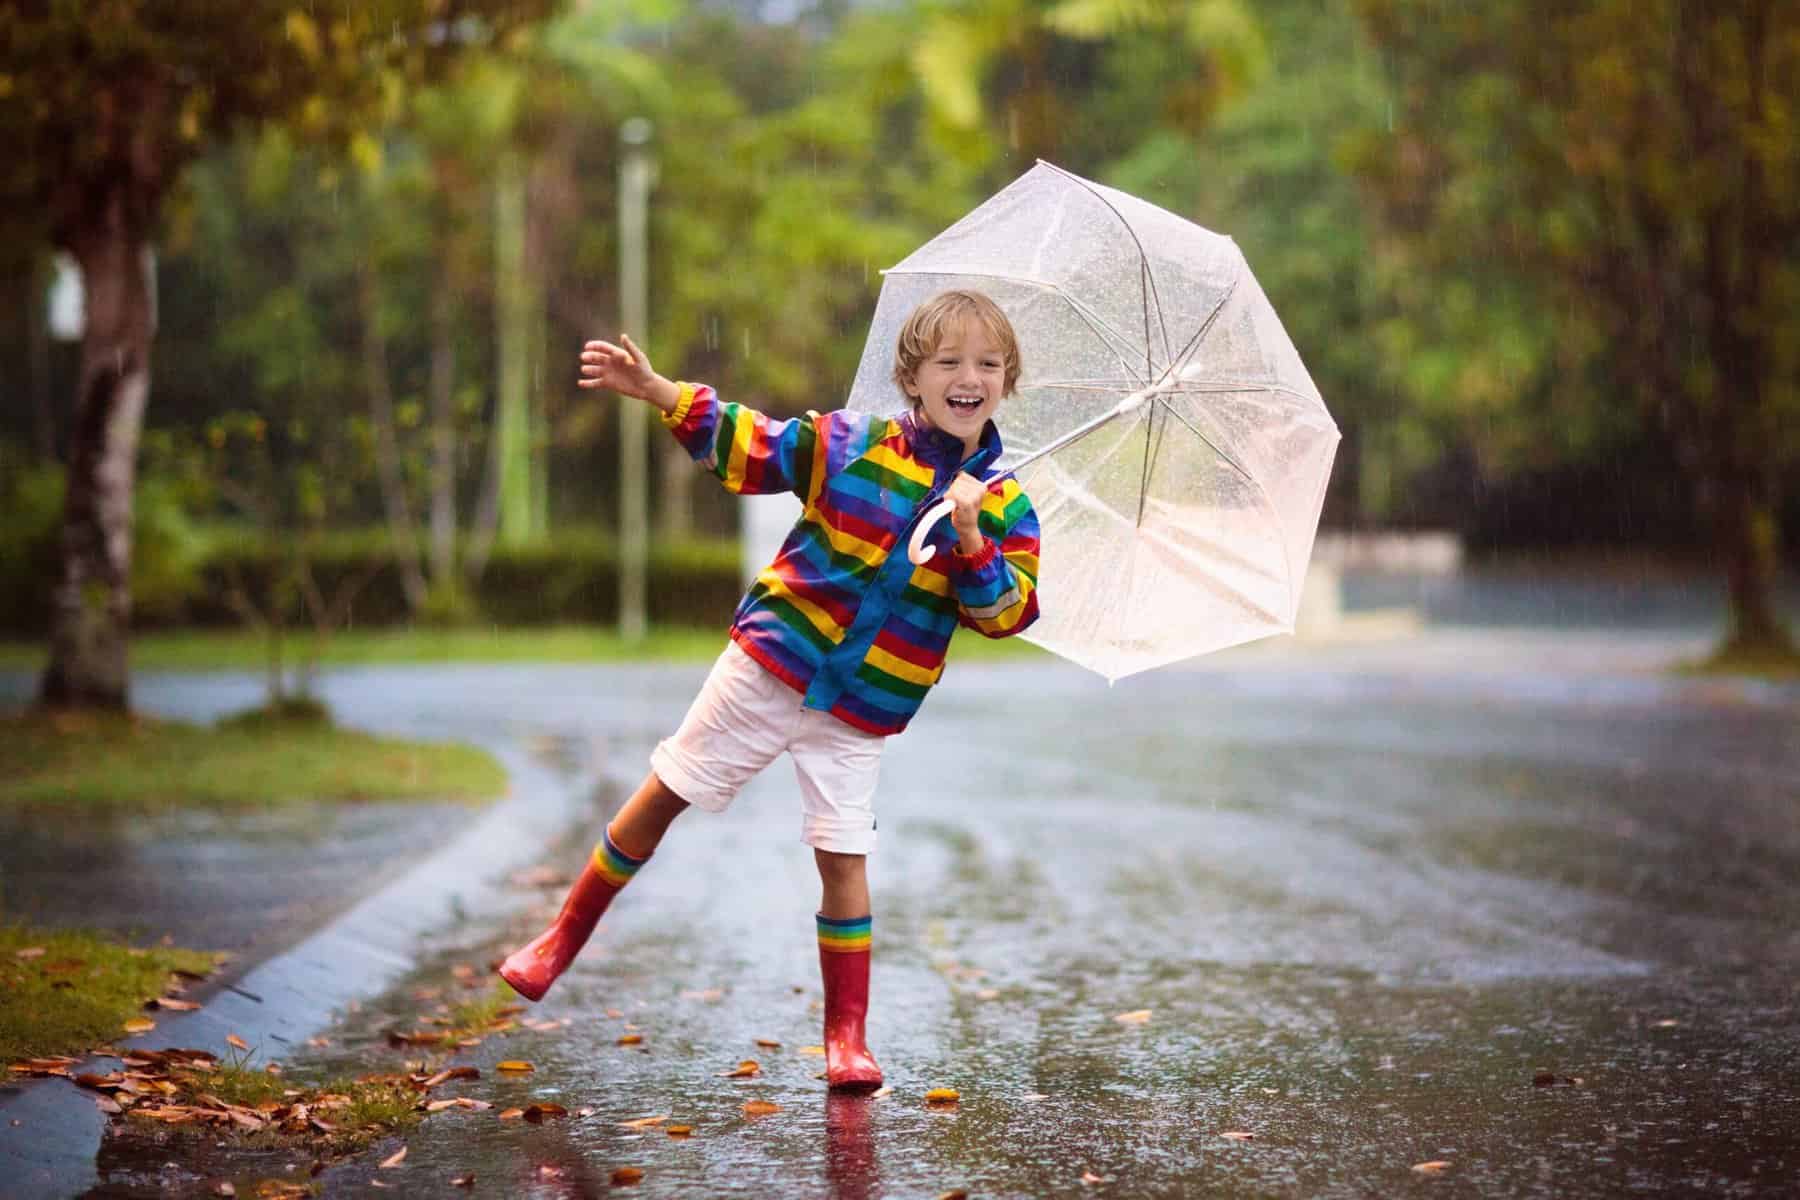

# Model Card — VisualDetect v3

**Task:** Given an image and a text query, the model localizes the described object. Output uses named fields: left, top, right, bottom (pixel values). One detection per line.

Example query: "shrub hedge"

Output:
left=1, top=524, right=744, bottom=636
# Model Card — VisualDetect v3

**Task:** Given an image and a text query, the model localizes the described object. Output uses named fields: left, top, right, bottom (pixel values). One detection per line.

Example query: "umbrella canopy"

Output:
left=848, top=161, right=1340, bottom=681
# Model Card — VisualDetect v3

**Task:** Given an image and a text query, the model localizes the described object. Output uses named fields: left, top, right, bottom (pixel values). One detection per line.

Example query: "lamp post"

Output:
left=617, top=117, right=655, bottom=643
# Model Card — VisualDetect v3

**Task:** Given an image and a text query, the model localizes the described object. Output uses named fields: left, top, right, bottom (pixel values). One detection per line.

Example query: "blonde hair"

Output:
left=892, top=290, right=1022, bottom=404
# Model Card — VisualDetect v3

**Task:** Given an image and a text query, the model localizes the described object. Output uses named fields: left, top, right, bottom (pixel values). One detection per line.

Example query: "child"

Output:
left=498, top=289, right=1041, bottom=1091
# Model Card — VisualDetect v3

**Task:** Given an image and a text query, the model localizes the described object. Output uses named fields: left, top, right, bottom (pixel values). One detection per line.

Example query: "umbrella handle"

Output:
left=907, top=497, right=959, bottom=566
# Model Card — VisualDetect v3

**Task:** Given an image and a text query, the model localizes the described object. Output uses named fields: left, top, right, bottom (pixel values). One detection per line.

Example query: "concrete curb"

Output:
left=0, top=739, right=602, bottom=1199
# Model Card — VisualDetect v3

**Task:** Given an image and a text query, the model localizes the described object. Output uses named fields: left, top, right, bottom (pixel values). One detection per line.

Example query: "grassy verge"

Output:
left=0, top=708, right=507, bottom=811
left=0, top=623, right=1048, bottom=672
left=0, top=923, right=220, bottom=1063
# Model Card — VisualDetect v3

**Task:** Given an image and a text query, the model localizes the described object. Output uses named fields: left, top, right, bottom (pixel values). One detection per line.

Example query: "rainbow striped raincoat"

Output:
left=663, top=383, right=1041, bottom=736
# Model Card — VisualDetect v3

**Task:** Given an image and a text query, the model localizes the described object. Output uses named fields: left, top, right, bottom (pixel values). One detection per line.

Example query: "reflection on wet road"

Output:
left=69, top=651, right=1800, bottom=1196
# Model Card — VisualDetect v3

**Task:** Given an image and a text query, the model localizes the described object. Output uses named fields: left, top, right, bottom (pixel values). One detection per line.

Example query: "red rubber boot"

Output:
left=818, top=915, right=883, bottom=1091
left=498, top=829, right=648, bottom=1002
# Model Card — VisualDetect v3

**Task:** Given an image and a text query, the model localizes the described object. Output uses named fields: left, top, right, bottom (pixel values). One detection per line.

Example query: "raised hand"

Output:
left=578, top=333, right=680, bottom=412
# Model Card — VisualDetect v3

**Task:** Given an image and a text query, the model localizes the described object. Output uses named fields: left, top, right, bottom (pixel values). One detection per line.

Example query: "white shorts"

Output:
left=649, top=640, right=885, bottom=855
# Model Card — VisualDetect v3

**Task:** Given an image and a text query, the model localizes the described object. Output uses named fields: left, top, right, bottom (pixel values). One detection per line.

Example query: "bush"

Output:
left=0, top=454, right=205, bottom=635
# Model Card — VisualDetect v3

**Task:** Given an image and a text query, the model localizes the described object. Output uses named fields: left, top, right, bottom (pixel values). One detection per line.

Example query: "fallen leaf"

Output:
left=609, top=1166, right=643, bottom=1186
left=741, top=1100, right=780, bottom=1117
left=666, top=1125, right=693, bottom=1137
left=1082, top=1171, right=1105, bottom=1184
left=379, top=1146, right=407, bottom=1169
left=925, top=1088, right=960, bottom=1105
left=719, top=1060, right=761, bottom=1078
left=1532, top=1071, right=1557, bottom=1087
left=680, top=988, right=724, bottom=1002
left=976, top=989, right=1000, bottom=1001
left=936, top=1192, right=969, bottom=1200
left=152, top=997, right=201, bottom=1011
left=754, top=1038, right=782, bottom=1049
left=498, top=1108, right=525, bottom=1120
left=123, top=1018, right=156, bottom=1035
left=370, top=1182, right=391, bottom=1190
left=524, top=1103, right=569, bottom=1123
left=94, top=1096, right=123, bottom=1115
left=425, top=1099, right=460, bottom=1113
left=214, top=1183, right=236, bottom=1197
left=798, top=1045, right=826, bottom=1056
left=422, top=1066, right=480, bottom=1089
left=870, top=1086, right=893, bottom=1099
left=495, top=1060, right=535, bottom=1073
left=619, top=1114, right=668, bottom=1128
left=226, top=1034, right=250, bottom=1052
left=1113, top=1010, right=1152, bottom=1025
left=13, top=947, right=45, bottom=960
left=1412, top=1161, right=1452, bottom=1175
left=617, top=1034, right=644, bottom=1046
left=1653, top=1019, right=1679, bottom=1028
left=605, top=1008, right=624, bottom=1018
left=450, top=1176, right=475, bottom=1188
left=1220, top=1131, right=1256, bottom=1141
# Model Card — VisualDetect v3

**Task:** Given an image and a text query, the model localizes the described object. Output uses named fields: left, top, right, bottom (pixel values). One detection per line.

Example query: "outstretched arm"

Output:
left=950, top=476, right=1040, bottom=638
left=579, top=334, right=681, bottom=412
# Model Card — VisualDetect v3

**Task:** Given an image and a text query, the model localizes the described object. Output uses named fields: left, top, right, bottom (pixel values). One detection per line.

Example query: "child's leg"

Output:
left=816, top=849, right=882, bottom=1091
left=498, top=772, right=687, bottom=1001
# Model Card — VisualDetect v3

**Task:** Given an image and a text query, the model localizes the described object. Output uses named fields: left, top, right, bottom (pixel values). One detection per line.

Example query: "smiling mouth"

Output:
left=946, top=396, right=984, bottom=413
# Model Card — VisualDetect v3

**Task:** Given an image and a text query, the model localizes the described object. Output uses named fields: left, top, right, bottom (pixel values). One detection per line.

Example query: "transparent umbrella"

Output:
left=848, top=161, right=1341, bottom=681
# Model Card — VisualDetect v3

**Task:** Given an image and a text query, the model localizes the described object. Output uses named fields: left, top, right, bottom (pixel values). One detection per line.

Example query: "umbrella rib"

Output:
left=1161, top=270, right=1241, bottom=385
left=1156, top=396, right=1296, bottom=606
left=882, top=267, right=1149, bottom=385
left=1038, top=159, right=1174, bottom=371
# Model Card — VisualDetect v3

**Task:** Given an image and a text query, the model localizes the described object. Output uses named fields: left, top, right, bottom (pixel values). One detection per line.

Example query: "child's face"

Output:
left=904, top=321, right=1007, bottom=455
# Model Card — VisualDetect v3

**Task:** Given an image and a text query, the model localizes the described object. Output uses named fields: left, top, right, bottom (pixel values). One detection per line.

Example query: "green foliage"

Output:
left=0, top=446, right=204, bottom=633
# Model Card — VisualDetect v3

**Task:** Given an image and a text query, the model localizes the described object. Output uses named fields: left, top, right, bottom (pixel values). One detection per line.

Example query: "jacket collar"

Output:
left=899, top=409, right=1003, bottom=477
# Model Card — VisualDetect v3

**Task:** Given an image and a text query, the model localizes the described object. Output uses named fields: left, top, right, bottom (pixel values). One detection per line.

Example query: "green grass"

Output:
left=0, top=709, right=507, bottom=811
left=0, top=923, right=220, bottom=1063
left=0, top=623, right=1048, bottom=672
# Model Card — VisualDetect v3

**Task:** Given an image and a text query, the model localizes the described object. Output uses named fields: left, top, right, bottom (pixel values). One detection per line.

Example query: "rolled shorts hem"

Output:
left=648, top=742, right=735, bottom=814
left=802, top=814, right=878, bottom=856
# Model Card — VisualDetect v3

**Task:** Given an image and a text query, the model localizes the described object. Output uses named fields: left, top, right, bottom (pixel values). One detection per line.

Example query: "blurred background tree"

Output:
left=1351, top=0, right=1799, bottom=658
left=0, top=0, right=554, bottom=710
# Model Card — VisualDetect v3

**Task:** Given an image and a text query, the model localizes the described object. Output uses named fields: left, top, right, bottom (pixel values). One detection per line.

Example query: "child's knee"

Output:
left=813, top=848, right=867, bottom=881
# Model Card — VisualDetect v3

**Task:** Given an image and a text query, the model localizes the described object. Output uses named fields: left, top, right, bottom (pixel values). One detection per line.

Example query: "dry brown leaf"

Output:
left=680, top=988, right=724, bottom=1002
left=1113, top=1010, right=1152, bottom=1025
left=666, top=1125, right=693, bottom=1137
left=370, top=1182, right=391, bottom=1190
left=619, top=1114, right=668, bottom=1128
left=1081, top=1172, right=1105, bottom=1185
left=94, top=1096, right=123, bottom=1115
left=609, top=1166, right=643, bottom=1186
left=213, top=1183, right=236, bottom=1197
left=1220, top=1131, right=1256, bottom=1141
left=75, top=1072, right=123, bottom=1090
left=719, top=1059, right=760, bottom=1078
left=617, top=1034, right=644, bottom=1046
left=498, top=1108, right=526, bottom=1121
left=754, top=1038, right=782, bottom=1049
left=122, top=1017, right=156, bottom=1035
left=1412, top=1161, right=1452, bottom=1175
left=422, top=1066, right=481, bottom=1089
left=379, top=1146, right=407, bottom=1169
left=870, top=1086, right=893, bottom=1099
left=741, top=1100, right=780, bottom=1117
left=425, top=1099, right=460, bottom=1113
left=925, top=1088, right=960, bottom=1105
left=798, top=1045, right=826, bottom=1056
left=936, top=1192, right=969, bottom=1200
left=495, top=1060, right=535, bottom=1073
left=976, top=988, right=1001, bottom=1001
left=524, top=1103, right=569, bottom=1124
left=226, top=1034, right=250, bottom=1052
left=605, top=1008, right=624, bottom=1019
left=450, top=1176, right=475, bottom=1189
left=13, top=947, right=46, bottom=960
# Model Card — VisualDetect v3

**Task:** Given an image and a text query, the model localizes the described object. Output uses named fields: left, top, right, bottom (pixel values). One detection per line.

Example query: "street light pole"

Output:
left=617, top=118, right=655, bottom=644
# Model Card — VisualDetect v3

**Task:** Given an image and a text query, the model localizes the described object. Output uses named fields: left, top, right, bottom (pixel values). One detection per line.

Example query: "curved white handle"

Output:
left=907, top=497, right=959, bottom=565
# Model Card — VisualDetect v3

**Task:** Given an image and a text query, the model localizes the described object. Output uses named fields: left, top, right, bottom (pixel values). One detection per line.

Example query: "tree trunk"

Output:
left=494, top=150, right=535, bottom=546
left=1714, top=467, right=1792, bottom=655
left=427, top=272, right=458, bottom=587
left=39, top=195, right=155, bottom=710
left=359, top=265, right=430, bottom=612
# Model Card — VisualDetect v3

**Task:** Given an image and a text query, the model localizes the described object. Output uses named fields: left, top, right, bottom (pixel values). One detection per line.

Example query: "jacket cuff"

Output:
left=660, top=381, right=699, bottom=429
left=951, top=536, right=999, bottom=573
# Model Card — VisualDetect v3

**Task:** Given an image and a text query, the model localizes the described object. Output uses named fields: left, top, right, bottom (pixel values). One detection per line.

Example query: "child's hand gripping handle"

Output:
left=907, top=497, right=960, bottom=566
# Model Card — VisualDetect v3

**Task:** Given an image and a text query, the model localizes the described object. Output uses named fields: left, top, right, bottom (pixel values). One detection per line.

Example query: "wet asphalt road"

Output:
left=22, top=637, right=1800, bottom=1197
